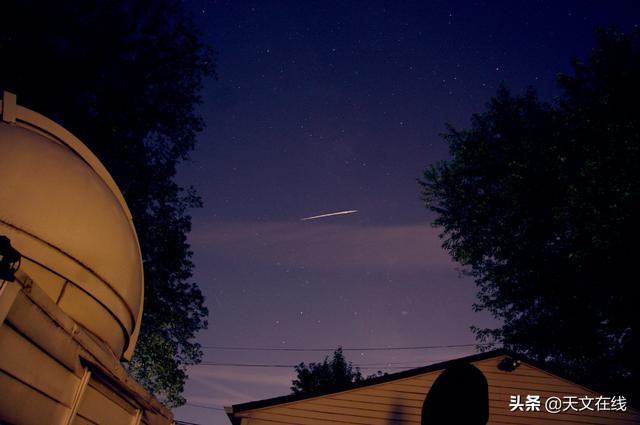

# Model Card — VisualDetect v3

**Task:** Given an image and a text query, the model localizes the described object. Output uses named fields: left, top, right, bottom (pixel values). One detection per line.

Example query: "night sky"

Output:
left=172, top=1, right=638, bottom=423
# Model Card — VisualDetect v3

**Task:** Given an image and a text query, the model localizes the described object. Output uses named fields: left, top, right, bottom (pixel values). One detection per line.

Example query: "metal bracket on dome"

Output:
left=0, top=235, right=21, bottom=282
left=0, top=235, right=21, bottom=326
left=2, top=91, right=17, bottom=123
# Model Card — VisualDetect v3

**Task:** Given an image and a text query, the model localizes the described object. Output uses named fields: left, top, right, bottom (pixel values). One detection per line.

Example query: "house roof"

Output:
left=226, top=348, right=511, bottom=419
left=225, top=349, right=640, bottom=425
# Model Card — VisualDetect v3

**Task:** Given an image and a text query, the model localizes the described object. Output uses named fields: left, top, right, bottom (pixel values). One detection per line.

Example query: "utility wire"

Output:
left=197, top=359, right=444, bottom=367
left=201, top=343, right=488, bottom=352
left=193, top=363, right=421, bottom=370
left=197, top=362, right=292, bottom=368
left=194, top=364, right=423, bottom=370
left=194, top=357, right=457, bottom=369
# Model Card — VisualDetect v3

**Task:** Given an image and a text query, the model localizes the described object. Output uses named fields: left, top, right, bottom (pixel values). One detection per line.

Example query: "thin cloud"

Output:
left=189, top=221, right=456, bottom=272
left=187, top=376, right=256, bottom=403
left=188, top=366, right=293, bottom=387
left=185, top=367, right=294, bottom=408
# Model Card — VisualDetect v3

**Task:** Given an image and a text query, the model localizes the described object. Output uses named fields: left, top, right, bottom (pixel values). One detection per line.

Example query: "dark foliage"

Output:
left=420, top=29, right=640, bottom=401
left=0, top=0, right=214, bottom=406
left=291, top=348, right=373, bottom=394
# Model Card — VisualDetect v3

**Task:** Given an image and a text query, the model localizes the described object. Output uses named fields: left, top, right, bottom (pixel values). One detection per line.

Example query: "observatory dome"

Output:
left=0, top=93, right=143, bottom=360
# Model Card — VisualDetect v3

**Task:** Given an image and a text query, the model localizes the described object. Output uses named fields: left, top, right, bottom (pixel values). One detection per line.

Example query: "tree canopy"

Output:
left=0, top=0, right=213, bottom=406
left=291, top=348, right=382, bottom=394
left=420, top=28, right=640, bottom=401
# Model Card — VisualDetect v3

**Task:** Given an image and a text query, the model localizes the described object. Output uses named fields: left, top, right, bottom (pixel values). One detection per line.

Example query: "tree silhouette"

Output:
left=420, top=28, right=640, bottom=401
left=291, top=348, right=370, bottom=394
left=0, top=0, right=213, bottom=407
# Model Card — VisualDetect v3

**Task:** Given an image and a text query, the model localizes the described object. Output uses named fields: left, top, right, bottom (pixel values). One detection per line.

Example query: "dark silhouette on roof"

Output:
left=421, top=363, right=489, bottom=425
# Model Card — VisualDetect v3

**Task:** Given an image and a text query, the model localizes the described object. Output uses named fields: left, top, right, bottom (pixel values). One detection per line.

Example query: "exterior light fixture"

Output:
left=497, top=356, right=521, bottom=372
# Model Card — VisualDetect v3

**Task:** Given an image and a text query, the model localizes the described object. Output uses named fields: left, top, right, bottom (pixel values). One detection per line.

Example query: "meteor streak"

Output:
left=301, top=210, right=358, bottom=221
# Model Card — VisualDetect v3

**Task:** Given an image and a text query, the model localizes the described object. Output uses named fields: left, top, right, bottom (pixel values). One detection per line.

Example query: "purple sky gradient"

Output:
left=172, top=2, right=639, bottom=423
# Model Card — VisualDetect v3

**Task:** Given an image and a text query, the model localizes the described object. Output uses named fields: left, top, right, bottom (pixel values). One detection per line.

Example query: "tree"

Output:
left=420, top=28, right=640, bottom=401
left=0, top=0, right=213, bottom=406
left=291, top=348, right=379, bottom=394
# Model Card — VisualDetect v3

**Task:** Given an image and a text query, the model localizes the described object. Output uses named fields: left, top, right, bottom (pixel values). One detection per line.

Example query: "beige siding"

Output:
left=0, top=323, right=79, bottom=407
left=234, top=355, right=640, bottom=425
left=0, top=369, right=70, bottom=425
left=0, top=274, right=173, bottom=425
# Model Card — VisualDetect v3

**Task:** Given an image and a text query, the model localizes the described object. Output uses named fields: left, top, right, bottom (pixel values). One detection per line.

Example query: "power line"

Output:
left=194, top=364, right=424, bottom=370
left=198, top=362, right=291, bottom=368
left=200, top=343, right=487, bottom=352
left=194, top=363, right=421, bottom=370
left=194, top=357, right=456, bottom=370
left=197, top=359, right=442, bottom=367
